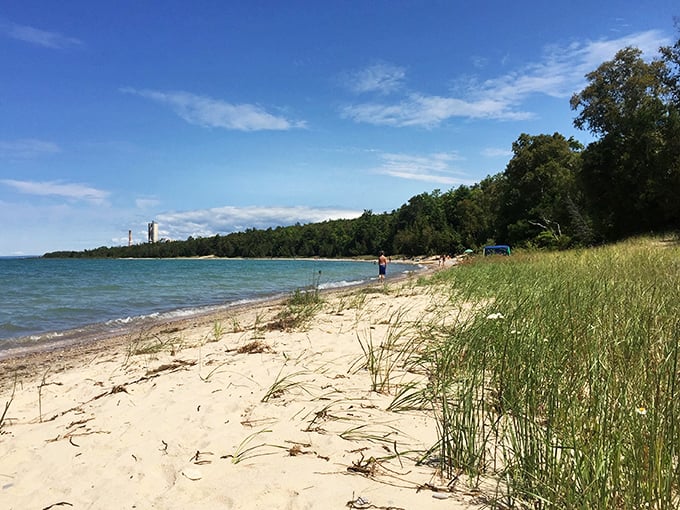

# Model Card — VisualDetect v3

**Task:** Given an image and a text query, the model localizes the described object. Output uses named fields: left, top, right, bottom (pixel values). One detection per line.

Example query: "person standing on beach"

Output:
left=378, top=251, right=388, bottom=282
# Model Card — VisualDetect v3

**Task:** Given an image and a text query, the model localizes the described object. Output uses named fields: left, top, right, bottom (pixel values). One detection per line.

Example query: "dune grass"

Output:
left=406, top=236, right=680, bottom=508
left=269, top=271, right=324, bottom=332
left=354, top=308, right=419, bottom=394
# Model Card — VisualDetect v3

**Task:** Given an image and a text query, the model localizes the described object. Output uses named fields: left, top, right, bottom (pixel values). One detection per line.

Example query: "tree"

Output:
left=349, top=210, right=381, bottom=256
left=441, top=176, right=502, bottom=251
left=499, top=133, right=582, bottom=247
left=659, top=19, right=680, bottom=108
left=658, top=28, right=680, bottom=227
left=392, top=191, right=454, bottom=255
left=570, top=45, right=680, bottom=239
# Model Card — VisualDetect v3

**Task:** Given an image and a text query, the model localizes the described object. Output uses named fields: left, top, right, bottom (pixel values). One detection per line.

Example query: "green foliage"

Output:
left=571, top=45, right=680, bottom=240
left=499, top=132, right=582, bottom=246
left=441, top=175, right=503, bottom=251
left=392, top=190, right=457, bottom=256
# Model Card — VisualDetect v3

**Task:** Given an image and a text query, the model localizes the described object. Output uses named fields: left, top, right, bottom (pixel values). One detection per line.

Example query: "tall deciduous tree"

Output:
left=499, top=132, right=582, bottom=247
left=658, top=28, right=680, bottom=228
left=660, top=20, right=680, bottom=108
left=570, top=45, right=679, bottom=239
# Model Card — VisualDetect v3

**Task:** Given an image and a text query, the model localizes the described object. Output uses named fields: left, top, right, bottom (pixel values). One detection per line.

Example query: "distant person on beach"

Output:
left=378, top=251, right=388, bottom=282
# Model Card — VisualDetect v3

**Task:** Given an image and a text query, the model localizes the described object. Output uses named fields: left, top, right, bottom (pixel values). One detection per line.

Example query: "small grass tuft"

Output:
left=221, top=428, right=287, bottom=464
left=261, top=366, right=313, bottom=403
left=126, top=329, right=184, bottom=358
left=268, top=272, right=324, bottom=331
left=210, top=321, right=224, bottom=342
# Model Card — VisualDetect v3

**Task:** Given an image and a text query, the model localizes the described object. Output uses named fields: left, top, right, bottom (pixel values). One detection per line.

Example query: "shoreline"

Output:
left=0, top=257, right=481, bottom=510
left=0, top=259, right=440, bottom=385
left=0, top=258, right=428, bottom=363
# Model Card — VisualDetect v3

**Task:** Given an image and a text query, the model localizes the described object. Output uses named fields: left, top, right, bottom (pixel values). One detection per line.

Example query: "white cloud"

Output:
left=344, top=63, right=406, bottom=94
left=342, top=30, right=670, bottom=128
left=478, top=30, right=670, bottom=103
left=0, top=139, right=61, bottom=159
left=121, top=88, right=306, bottom=131
left=482, top=147, right=513, bottom=158
left=576, top=30, right=668, bottom=70
left=156, top=205, right=363, bottom=240
left=135, top=197, right=161, bottom=209
left=374, top=152, right=475, bottom=186
left=1, top=179, right=109, bottom=204
left=1, top=21, right=82, bottom=49
left=342, top=93, right=533, bottom=127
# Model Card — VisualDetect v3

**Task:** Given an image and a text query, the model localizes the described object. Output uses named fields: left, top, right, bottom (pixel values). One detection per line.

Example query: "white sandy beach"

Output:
left=0, top=261, right=485, bottom=509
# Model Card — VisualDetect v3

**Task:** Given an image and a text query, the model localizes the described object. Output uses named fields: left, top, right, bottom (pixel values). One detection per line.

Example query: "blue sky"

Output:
left=0, top=1, right=676, bottom=255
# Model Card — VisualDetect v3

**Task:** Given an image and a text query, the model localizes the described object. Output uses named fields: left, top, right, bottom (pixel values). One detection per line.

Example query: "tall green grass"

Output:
left=419, top=236, right=680, bottom=508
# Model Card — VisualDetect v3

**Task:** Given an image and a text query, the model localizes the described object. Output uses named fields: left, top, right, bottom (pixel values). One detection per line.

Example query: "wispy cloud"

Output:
left=478, top=30, right=670, bottom=102
left=0, top=139, right=61, bottom=159
left=481, top=147, right=513, bottom=158
left=121, top=88, right=306, bottom=131
left=342, top=30, right=670, bottom=128
left=1, top=179, right=109, bottom=204
left=135, top=197, right=161, bottom=209
left=157, top=205, right=363, bottom=240
left=374, top=152, right=475, bottom=186
left=471, top=56, right=488, bottom=69
left=343, top=94, right=533, bottom=127
left=343, top=63, right=406, bottom=95
left=1, top=21, right=82, bottom=49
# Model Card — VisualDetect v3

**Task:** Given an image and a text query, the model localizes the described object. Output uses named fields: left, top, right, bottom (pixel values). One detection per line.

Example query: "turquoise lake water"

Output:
left=0, top=257, right=417, bottom=352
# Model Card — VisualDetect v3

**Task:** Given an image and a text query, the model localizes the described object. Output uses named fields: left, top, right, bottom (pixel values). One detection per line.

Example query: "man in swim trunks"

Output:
left=378, top=251, right=387, bottom=282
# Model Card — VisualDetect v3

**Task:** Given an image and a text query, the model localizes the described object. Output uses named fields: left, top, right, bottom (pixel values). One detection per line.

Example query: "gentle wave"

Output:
left=0, top=258, right=421, bottom=352
left=319, top=279, right=368, bottom=289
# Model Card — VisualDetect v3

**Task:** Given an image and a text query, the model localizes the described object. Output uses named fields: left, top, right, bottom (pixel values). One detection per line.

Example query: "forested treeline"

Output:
left=45, top=33, right=680, bottom=259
